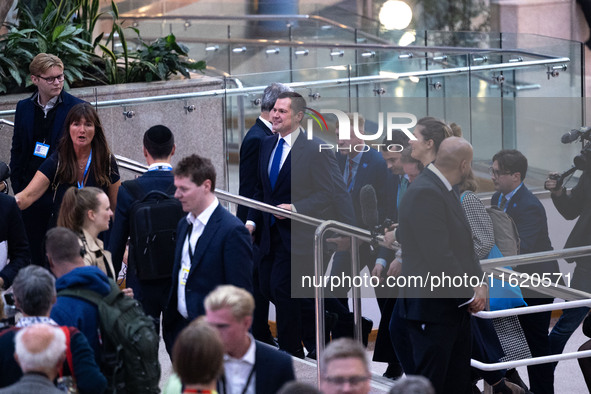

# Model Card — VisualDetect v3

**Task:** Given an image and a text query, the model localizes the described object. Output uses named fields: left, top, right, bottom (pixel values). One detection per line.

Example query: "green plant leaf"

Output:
left=9, top=68, right=22, bottom=86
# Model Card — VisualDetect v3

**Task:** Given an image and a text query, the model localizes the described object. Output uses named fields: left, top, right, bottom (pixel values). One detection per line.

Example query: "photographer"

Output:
left=545, top=167, right=591, bottom=369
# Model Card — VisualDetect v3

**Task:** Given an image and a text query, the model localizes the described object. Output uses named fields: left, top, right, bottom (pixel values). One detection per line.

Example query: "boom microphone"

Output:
left=561, top=127, right=591, bottom=144
left=360, top=184, right=379, bottom=229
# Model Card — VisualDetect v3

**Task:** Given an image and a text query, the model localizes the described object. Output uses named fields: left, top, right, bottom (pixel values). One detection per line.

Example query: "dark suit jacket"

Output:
left=337, top=147, right=390, bottom=227
left=397, top=168, right=482, bottom=323
left=551, top=171, right=591, bottom=266
left=0, top=194, right=30, bottom=289
left=108, top=170, right=175, bottom=274
left=164, top=205, right=253, bottom=327
left=492, top=184, right=559, bottom=285
left=247, top=129, right=349, bottom=256
left=9, top=90, right=84, bottom=193
left=237, top=118, right=273, bottom=222
left=254, top=341, right=295, bottom=393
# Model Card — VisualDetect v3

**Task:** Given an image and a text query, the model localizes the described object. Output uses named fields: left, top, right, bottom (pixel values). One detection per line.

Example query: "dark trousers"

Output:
left=251, top=244, right=273, bottom=342
left=391, top=301, right=473, bottom=394
left=519, top=297, right=555, bottom=394
left=259, top=226, right=303, bottom=354
left=127, top=272, right=171, bottom=336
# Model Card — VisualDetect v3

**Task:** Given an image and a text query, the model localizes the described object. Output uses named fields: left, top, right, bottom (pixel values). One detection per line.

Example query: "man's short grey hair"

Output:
left=261, top=83, right=292, bottom=112
left=15, top=324, right=66, bottom=373
left=12, top=266, right=56, bottom=316
left=388, top=375, right=435, bottom=394
left=320, top=338, right=368, bottom=375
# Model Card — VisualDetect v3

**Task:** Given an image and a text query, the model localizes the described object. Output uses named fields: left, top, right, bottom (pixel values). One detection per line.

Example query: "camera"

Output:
left=0, top=162, right=9, bottom=183
left=1, top=292, right=17, bottom=329
left=561, top=127, right=591, bottom=171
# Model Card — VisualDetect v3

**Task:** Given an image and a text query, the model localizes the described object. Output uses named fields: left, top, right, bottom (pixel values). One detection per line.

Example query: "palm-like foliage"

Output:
left=0, top=0, right=206, bottom=94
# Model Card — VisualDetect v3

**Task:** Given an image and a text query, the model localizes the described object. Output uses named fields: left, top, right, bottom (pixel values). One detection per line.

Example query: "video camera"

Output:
left=549, top=127, right=591, bottom=189
left=0, top=162, right=8, bottom=184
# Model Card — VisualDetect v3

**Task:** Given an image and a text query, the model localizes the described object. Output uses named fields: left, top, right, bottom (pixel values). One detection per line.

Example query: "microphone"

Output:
left=561, top=129, right=582, bottom=144
left=561, top=127, right=591, bottom=144
left=360, top=184, right=378, bottom=229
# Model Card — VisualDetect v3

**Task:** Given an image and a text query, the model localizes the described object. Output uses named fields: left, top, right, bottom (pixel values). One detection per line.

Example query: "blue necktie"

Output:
left=397, top=176, right=408, bottom=209
left=269, top=138, right=285, bottom=190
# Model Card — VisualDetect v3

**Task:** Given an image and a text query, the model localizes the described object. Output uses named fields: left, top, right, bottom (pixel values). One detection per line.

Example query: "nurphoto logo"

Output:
left=304, top=109, right=417, bottom=152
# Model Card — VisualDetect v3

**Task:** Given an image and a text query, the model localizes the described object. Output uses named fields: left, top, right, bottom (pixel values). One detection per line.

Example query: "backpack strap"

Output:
left=57, top=279, right=121, bottom=307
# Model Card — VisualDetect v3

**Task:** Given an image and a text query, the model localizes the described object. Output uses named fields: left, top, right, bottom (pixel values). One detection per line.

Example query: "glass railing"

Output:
left=1, top=12, right=585, bottom=196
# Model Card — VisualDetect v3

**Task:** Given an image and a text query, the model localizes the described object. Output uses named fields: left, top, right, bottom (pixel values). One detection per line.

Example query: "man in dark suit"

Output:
left=391, top=137, right=486, bottom=393
left=163, top=154, right=253, bottom=354
left=546, top=167, right=591, bottom=369
left=205, top=285, right=295, bottom=394
left=0, top=193, right=30, bottom=291
left=238, top=82, right=291, bottom=346
left=491, top=149, right=559, bottom=394
left=327, top=113, right=389, bottom=346
left=246, top=92, right=350, bottom=357
left=109, top=125, right=177, bottom=333
left=10, top=53, right=84, bottom=267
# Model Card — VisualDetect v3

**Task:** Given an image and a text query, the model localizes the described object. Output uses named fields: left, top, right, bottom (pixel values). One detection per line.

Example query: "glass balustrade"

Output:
left=0, top=9, right=585, bottom=196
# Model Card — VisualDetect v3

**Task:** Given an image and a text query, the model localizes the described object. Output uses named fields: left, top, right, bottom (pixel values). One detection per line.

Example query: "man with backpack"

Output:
left=48, top=227, right=160, bottom=394
left=109, top=124, right=182, bottom=333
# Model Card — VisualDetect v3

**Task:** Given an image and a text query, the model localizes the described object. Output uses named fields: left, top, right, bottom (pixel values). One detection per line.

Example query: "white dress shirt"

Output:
left=222, top=334, right=256, bottom=394
left=177, top=197, right=219, bottom=318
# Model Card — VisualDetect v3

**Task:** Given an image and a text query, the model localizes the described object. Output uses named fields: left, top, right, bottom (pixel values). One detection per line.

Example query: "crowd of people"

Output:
left=0, top=52, right=590, bottom=394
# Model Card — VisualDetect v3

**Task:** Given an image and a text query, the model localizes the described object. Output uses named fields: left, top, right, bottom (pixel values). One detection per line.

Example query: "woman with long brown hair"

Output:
left=16, top=103, right=120, bottom=219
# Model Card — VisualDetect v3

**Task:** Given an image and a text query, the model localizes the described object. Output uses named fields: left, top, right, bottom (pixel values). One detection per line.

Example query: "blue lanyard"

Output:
left=77, top=149, right=92, bottom=189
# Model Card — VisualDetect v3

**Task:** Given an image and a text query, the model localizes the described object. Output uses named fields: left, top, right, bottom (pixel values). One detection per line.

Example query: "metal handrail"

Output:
left=472, top=299, right=591, bottom=371
left=122, top=14, right=567, bottom=60
left=0, top=53, right=570, bottom=118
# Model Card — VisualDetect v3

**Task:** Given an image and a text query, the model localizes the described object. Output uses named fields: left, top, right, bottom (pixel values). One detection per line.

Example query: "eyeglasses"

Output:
left=35, top=74, right=65, bottom=84
left=488, top=167, right=512, bottom=178
left=324, top=375, right=370, bottom=386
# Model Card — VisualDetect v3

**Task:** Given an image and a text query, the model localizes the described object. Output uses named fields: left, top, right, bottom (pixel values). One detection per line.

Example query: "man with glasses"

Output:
left=320, top=338, right=371, bottom=394
left=490, top=149, right=559, bottom=394
left=9, top=53, right=84, bottom=266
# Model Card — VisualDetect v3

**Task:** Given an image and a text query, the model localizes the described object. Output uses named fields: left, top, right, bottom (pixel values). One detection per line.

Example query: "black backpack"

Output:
left=124, top=179, right=184, bottom=280
left=58, top=280, right=160, bottom=394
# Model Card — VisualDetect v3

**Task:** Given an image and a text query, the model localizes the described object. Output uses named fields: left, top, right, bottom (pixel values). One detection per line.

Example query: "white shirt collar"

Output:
left=186, top=197, right=219, bottom=227
left=427, top=163, right=453, bottom=191
left=148, top=162, right=172, bottom=171
left=259, top=116, right=273, bottom=131
left=224, top=333, right=256, bottom=365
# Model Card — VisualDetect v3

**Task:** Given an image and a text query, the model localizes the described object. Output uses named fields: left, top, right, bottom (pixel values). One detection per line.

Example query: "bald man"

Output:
left=391, top=137, right=486, bottom=394
left=0, top=324, right=66, bottom=394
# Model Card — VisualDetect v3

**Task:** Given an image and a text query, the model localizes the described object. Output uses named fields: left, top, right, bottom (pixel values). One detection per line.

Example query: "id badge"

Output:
left=180, top=266, right=190, bottom=286
left=33, top=142, right=50, bottom=158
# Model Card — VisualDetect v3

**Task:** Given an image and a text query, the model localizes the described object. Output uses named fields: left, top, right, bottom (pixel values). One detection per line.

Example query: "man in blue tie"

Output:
left=246, top=92, right=350, bottom=358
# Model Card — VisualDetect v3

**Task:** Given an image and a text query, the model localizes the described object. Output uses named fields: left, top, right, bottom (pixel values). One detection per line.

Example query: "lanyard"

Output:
left=148, top=165, right=172, bottom=171
left=77, top=149, right=92, bottom=189
left=220, top=364, right=256, bottom=394
left=186, top=223, right=195, bottom=260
